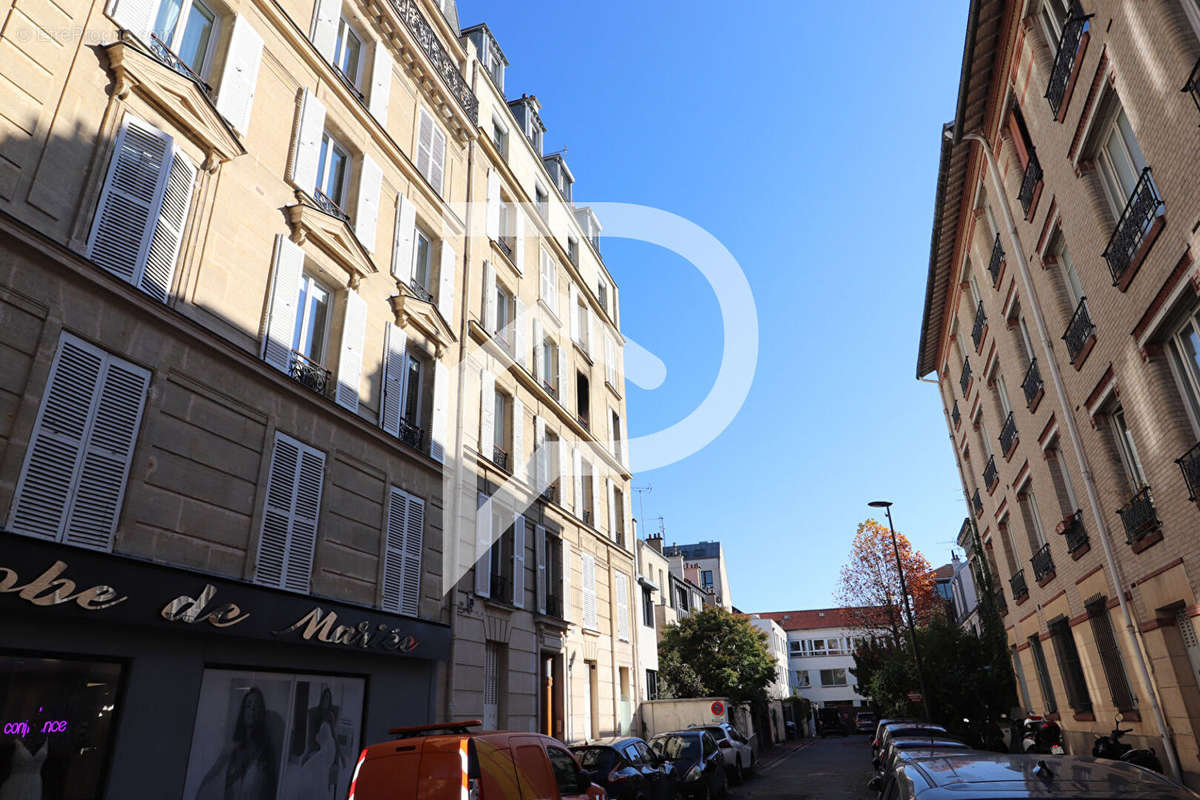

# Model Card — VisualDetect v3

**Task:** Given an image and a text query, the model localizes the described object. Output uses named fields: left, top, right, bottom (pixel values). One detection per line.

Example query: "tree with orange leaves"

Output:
left=835, top=519, right=938, bottom=647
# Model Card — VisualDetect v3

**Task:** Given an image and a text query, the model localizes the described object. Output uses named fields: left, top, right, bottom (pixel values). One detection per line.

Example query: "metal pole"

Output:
left=883, top=505, right=934, bottom=724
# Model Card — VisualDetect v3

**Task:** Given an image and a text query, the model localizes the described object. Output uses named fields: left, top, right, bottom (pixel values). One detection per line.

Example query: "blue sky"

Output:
left=459, top=1, right=972, bottom=612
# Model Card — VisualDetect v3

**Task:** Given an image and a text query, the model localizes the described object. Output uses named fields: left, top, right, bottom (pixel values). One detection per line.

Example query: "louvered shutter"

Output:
left=479, top=368, right=495, bottom=458
left=607, top=478, right=617, bottom=540
left=416, top=110, right=434, bottom=186
left=483, top=260, right=497, bottom=332
left=87, top=115, right=170, bottom=287
left=514, top=298, right=527, bottom=369
left=534, top=415, right=547, bottom=488
left=335, top=289, right=366, bottom=412
left=289, top=89, right=326, bottom=192
left=557, top=343, right=568, bottom=406
left=368, top=44, right=392, bottom=127
left=572, top=448, right=583, bottom=516
left=615, top=571, right=629, bottom=640
left=568, top=284, right=579, bottom=342
left=263, top=235, right=304, bottom=374
left=141, top=145, right=196, bottom=302
left=215, top=15, right=263, bottom=135
left=582, top=553, right=597, bottom=629
left=437, top=240, right=456, bottom=323
left=513, top=209, right=524, bottom=275
left=511, top=396, right=524, bottom=481
left=381, top=488, right=406, bottom=613
left=562, top=540, right=572, bottom=623
left=486, top=169, right=500, bottom=240
left=430, top=361, right=448, bottom=462
left=512, top=514, right=525, bottom=609
left=107, top=0, right=156, bottom=43
left=605, top=336, right=617, bottom=387
left=532, top=317, right=543, bottom=382
left=429, top=124, right=446, bottom=196
left=557, top=436, right=568, bottom=505
left=540, top=249, right=553, bottom=308
left=474, top=491, right=491, bottom=597
left=535, top=524, right=547, bottom=614
left=285, top=443, right=324, bottom=593
left=588, top=310, right=598, bottom=359
left=255, top=433, right=325, bottom=593
left=356, top=155, right=383, bottom=253
left=379, top=323, right=407, bottom=435
left=401, top=492, right=424, bottom=615
left=589, top=469, right=600, bottom=530
left=392, top=193, right=416, bottom=281
left=309, top=0, right=339, bottom=61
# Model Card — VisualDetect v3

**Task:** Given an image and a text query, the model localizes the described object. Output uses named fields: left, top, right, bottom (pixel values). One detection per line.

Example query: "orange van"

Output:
left=348, top=720, right=607, bottom=800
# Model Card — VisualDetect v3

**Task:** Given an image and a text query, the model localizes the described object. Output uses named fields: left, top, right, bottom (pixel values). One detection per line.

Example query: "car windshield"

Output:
left=701, top=726, right=727, bottom=740
left=651, top=734, right=699, bottom=761
left=573, top=747, right=617, bottom=771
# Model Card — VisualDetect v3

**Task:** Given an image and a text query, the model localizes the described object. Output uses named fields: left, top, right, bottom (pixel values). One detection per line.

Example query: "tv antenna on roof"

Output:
left=633, top=485, right=652, bottom=527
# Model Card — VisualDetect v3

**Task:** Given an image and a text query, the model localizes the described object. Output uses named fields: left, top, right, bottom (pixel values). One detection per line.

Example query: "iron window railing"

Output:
left=960, top=358, right=972, bottom=398
left=1062, top=297, right=1095, bottom=362
left=951, top=401, right=961, bottom=429
left=988, top=233, right=1004, bottom=288
left=999, top=411, right=1018, bottom=455
left=398, top=418, right=423, bottom=450
left=971, top=301, right=987, bottom=350
left=983, top=455, right=999, bottom=491
left=542, top=483, right=558, bottom=503
left=1117, top=486, right=1160, bottom=545
left=1022, top=359, right=1043, bottom=407
left=1045, top=2, right=1090, bottom=117
left=1183, top=56, right=1200, bottom=122
left=972, top=489, right=984, bottom=517
left=492, top=445, right=508, bottom=471
left=408, top=278, right=434, bottom=303
left=1031, top=542, right=1055, bottom=582
left=1018, top=152, right=1043, bottom=217
left=1176, top=441, right=1200, bottom=501
left=1103, top=167, right=1163, bottom=287
left=312, top=189, right=351, bottom=223
left=1061, top=509, right=1088, bottom=554
left=497, top=237, right=513, bottom=259
left=1010, top=569, right=1029, bottom=600
left=389, top=0, right=478, bottom=123
left=288, top=351, right=332, bottom=397
left=142, top=32, right=214, bottom=97
left=333, top=64, right=365, bottom=100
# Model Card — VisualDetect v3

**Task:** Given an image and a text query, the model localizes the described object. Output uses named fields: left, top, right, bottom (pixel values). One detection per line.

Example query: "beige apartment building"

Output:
left=0, top=0, right=636, bottom=792
left=918, top=0, right=1200, bottom=786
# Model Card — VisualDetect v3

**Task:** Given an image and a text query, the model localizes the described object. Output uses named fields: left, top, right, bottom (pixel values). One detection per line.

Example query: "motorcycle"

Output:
left=1021, top=714, right=1064, bottom=755
left=1092, top=717, right=1163, bottom=773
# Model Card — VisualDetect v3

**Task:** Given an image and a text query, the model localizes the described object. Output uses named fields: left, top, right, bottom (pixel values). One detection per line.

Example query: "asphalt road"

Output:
left=730, top=734, right=876, bottom=800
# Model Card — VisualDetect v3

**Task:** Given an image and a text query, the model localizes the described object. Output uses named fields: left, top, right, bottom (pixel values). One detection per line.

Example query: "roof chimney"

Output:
left=647, top=531, right=663, bottom=553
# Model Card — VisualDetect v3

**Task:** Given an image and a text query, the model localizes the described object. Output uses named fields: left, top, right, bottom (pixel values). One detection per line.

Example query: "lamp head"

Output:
left=868, top=501, right=893, bottom=509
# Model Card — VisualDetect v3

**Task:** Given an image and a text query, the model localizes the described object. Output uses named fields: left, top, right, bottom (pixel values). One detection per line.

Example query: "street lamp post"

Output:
left=869, top=500, right=933, bottom=723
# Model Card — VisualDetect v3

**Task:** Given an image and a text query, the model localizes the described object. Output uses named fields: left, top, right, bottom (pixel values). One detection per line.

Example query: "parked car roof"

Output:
left=572, top=737, right=644, bottom=748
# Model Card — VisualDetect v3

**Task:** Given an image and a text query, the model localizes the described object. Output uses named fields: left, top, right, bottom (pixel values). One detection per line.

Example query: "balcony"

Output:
left=1059, top=509, right=1089, bottom=555
left=1045, top=2, right=1089, bottom=118
left=1176, top=441, right=1200, bottom=501
left=1010, top=569, right=1029, bottom=601
left=1022, top=359, right=1043, bottom=409
left=983, top=455, right=999, bottom=492
left=408, top=278, right=434, bottom=303
left=333, top=64, right=364, bottom=100
left=1018, top=152, right=1043, bottom=218
left=492, top=445, right=509, bottom=471
left=1062, top=297, right=1095, bottom=364
left=543, top=379, right=558, bottom=400
left=951, top=401, right=961, bottom=429
left=389, top=0, right=479, bottom=123
left=312, top=189, right=351, bottom=223
left=988, top=233, right=1004, bottom=288
left=971, top=301, right=987, bottom=351
left=542, top=483, right=558, bottom=503
left=398, top=418, right=423, bottom=451
left=1117, top=486, right=1161, bottom=547
left=972, top=489, right=984, bottom=517
left=497, top=237, right=514, bottom=260
left=960, top=358, right=972, bottom=398
left=999, top=411, right=1018, bottom=457
left=288, top=351, right=332, bottom=398
left=1103, top=168, right=1164, bottom=289
left=577, top=413, right=589, bottom=431
left=1031, top=542, right=1055, bottom=583
left=1183, top=57, right=1200, bottom=121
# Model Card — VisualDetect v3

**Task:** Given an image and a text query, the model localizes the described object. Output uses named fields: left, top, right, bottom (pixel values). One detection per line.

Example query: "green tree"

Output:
left=657, top=607, right=778, bottom=704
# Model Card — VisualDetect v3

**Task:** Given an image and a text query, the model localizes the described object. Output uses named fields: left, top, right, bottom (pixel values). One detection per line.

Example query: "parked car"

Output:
left=694, top=723, right=755, bottom=782
left=856, top=711, right=878, bottom=733
left=817, top=706, right=850, bottom=736
left=873, top=722, right=947, bottom=760
left=649, top=729, right=727, bottom=800
left=869, top=752, right=1200, bottom=799
left=348, top=720, right=605, bottom=800
left=872, top=736, right=972, bottom=778
left=571, top=737, right=671, bottom=800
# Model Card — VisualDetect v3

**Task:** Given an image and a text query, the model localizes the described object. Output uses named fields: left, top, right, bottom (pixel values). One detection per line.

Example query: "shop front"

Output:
left=0, top=535, right=450, bottom=800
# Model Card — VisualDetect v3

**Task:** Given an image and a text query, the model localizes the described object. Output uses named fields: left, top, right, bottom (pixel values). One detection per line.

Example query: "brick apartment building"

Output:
left=918, top=0, right=1200, bottom=785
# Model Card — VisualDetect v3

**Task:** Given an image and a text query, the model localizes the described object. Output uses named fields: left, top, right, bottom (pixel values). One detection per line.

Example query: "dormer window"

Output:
left=487, top=41, right=505, bottom=90
left=527, top=119, right=543, bottom=154
left=536, top=185, right=548, bottom=219
left=492, top=117, right=508, bottom=159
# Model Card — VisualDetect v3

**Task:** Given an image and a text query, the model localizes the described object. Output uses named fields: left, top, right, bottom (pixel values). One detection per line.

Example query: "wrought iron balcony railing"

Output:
left=999, top=411, right=1018, bottom=455
left=497, top=237, right=514, bottom=260
left=1117, top=486, right=1160, bottom=546
left=960, top=358, right=972, bottom=398
left=313, top=188, right=351, bottom=223
left=489, top=574, right=510, bottom=603
left=492, top=445, right=508, bottom=471
left=972, top=488, right=984, bottom=517
left=577, top=413, right=589, bottom=430
left=1019, top=152, right=1043, bottom=217
left=1176, top=441, right=1200, bottom=501
left=288, top=351, right=332, bottom=397
left=951, top=401, right=961, bottom=429
left=1062, top=297, right=1095, bottom=362
left=398, top=418, right=423, bottom=450
left=333, top=64, right=364, bottom=100
left=582, top=509, right=593, bottom=526
left=1060, top=509, right=1088, bottom=554
left=1045, top=2, right=1090, bottom=117
left=1103, top=167, right=1163, bottom=287
left=545, top=593, right=563, bottom=618
left=542, top=483, right=558, bottom=503
left=971, top=301, right=987, bottom=350
left=1031, top=542, right=1055, bottom=582
left=1010, top=569, right=1029, bottom=600
left=408, top=278, right=434, bottom=303
left=988, top=233, right=1004, bottom=288
left=1022, top=359, right=1043, bottom=408
left=144, top=32, right=214, bottom=97
left=983, top=455, right=999, bottom=491
left=1183, top=57, right=1200, bottom=121
left=389, top=0, right=478, bottom=123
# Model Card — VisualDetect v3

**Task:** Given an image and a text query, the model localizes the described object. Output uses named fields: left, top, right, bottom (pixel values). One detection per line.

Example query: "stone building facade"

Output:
left=918, top=0, right=1200, bottom=786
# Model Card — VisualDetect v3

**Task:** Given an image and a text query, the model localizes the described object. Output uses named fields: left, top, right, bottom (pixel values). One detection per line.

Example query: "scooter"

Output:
left=1092, top=718, right=1163, bottom=773
left=1021, top=714, right=1064, bottom=754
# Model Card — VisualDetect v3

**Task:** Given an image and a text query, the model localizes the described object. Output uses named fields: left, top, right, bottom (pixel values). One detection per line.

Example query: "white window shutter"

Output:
left=437, top=240, right=456, bottom=323
left=590, top=470, right=600, bottom=530
left=588, top=310, right=598, bottom=359
left=482, top=260, right=497, bottom=332
left=558, top=343, right=568, bottom=407
left=561, top=540, right=572, bottom=623
left=514, top=298, right=528, bottom=369
left=616, top=571, right=629, bottom=640
left=534, top=415, right=547, bottom=488
left=401, top=493, right=424, bottom=616
left=535, top=524, right=547, bottom=614
left=512, top=513, right=525, bottom=609
left=607, top=409, right=616, bottom=457
left=255, top=432, right=324, bottom=594
left=368, top=44, right=392, bottom=127
left=335, top=289, right=367, bottom=412
left=356, top=154, right=383, bottom=253
left=511, top=396, right=524, bottom=481
left=607, top=478, right=617, bottom=539
left=479, top=368, right=495, bottom=458
left=309, top=0, right=339, bottom=61
left=532, top=317, right=543, bottom=382
left=289, top=89, right=326, bottom=192
left=381, top=488, right=406, bottom=613
left=605, top=336, right=617, bottom=387
left=539, top=249, right=552, bottom=308
left=513, top=209, right=524, bottom=275
left=87, top=115, right=170, bottom=288
left=416, top=110, right=433, bottom=183
left=557, top=436, right=568, bottom=505
left=140, top=145, right=196, bottom=303
left=107, top=0, right=156, bottom=43
left=486, top=169, right=500, bottom=241
left=215, top=15, right=263, bottom=135
left=430, top=361, right=448, bottom=462
left=572, top=448, right=582, bottom=516
left=262, top=235, right=304, bottom=374
left=474, top=491, right=491, bottom=597
left=568, top=283, right=579, bottom=342
left=392, top=193, right=416, bottom=282
left=583, top=553, right=597, bottom=629
left=430, top=125, right=446, bottom=196
left=379, top=323, right=407, bottom=436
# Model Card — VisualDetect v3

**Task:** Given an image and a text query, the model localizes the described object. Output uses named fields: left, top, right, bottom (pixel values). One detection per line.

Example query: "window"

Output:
left=544, top=534, right=563, bottom=616
left=611, top=410, right=622, bottom=462
left=701, top=570, right=713, bottom=589
left=383, top=486, right=425, bottom=615
left=498, top=199, right=515, bottom=256
left=292, top=273, right=332, bottom=366
left=612, top=485, right=626, bottom=546
left=484, top=642, right=503, bottom=728
left=567, top=236, right=579, bottom=265
left=494, top=390, right=510, bottom=466
left=789, top=640, right=802, bottom=654
left=545, top=429, right=561, bottom=495
left=1087, top=601, right=1136, bottom=711
left=494, top=282, right=512, bottom=347
left=153, top=0, right=217, bottom=75
left=255, top=432, right=325, bottom=593
left=316, top=132, right=350, bottom=211
left=332, top=17, right=363, bottom=87
left=543, top=338, right=559, bottom=397
left=536, top=185, right=549, bottom=219
left=1017, top=487, right=1047, bottom=549
left=581, top=459, right=595, bottom=524
left=1049, top=618, right=1093, bottom=713
left=489, top=515, right=515, bottom=603
left=576, top=371, right=590, bottom=426
left=646, top=669, right=659, bottom=699
left=819, top=668, right=847, bottom=687
left=1038, top=0, right=1070, bottom=44
left=676, top=585, right=689, bottom=612
left=415, top=109, right=447, bottom=194
left=574, top=295, right=590, bottom=352
left=412, top=229, right=433, bottom=294
left=1053, top=237, right=1085, bottom=311
left=485, top=40, right=504, bottom=89
left=795, top=670, right=810, bottom=688
left=582, top=553, right=598, bottom=629
left=1096, top=106, right=1148, bottom=219
left=1028, top=635, right=1058, bottom=713
left=1110, top=406, right=1148, bottom=490
left=1166, top=311, right=1200, bottom=438
left=642, top=586, right=655, bottom=628
left=615, top=571, right=630, bottom=641
left=8, top=333, right=150, bottom=549
left=597, top=279, right=609, bottom=315
left=491, top=117, right=508, bottom=158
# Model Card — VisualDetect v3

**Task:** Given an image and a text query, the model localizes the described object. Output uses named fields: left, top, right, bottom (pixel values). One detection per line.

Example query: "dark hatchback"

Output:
left=571, top=737, right=672, bottom=800
left=649, top=729, right=727, bottom=800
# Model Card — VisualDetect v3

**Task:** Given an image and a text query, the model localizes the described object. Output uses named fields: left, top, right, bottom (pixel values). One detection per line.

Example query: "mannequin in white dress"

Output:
left=0, top=738, right=48, bottom=800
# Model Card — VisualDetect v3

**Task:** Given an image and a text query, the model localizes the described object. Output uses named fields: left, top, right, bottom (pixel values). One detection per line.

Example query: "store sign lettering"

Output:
left=0, top=560, right=126, bottom=610
left=3, top=719, right=69, bottom=737
left=276, top=607, right=420, bottom=653
left=161, top=583, right=249, bottom=628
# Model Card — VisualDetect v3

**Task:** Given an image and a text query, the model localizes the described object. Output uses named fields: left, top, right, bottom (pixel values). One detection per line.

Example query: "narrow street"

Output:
left=731, top=735, right=876, bottom=800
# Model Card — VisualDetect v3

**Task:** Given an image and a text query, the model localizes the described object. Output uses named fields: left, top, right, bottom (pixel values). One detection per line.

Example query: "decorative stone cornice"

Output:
left=285, top=195, right=378, bottom=282
left=389, top=283, right=454, bottom=356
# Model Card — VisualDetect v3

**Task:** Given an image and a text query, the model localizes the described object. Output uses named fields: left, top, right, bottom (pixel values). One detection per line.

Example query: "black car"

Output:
left=571, top=737, right=672, bottom=800
left=650, top=729, right=727, bottom=800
